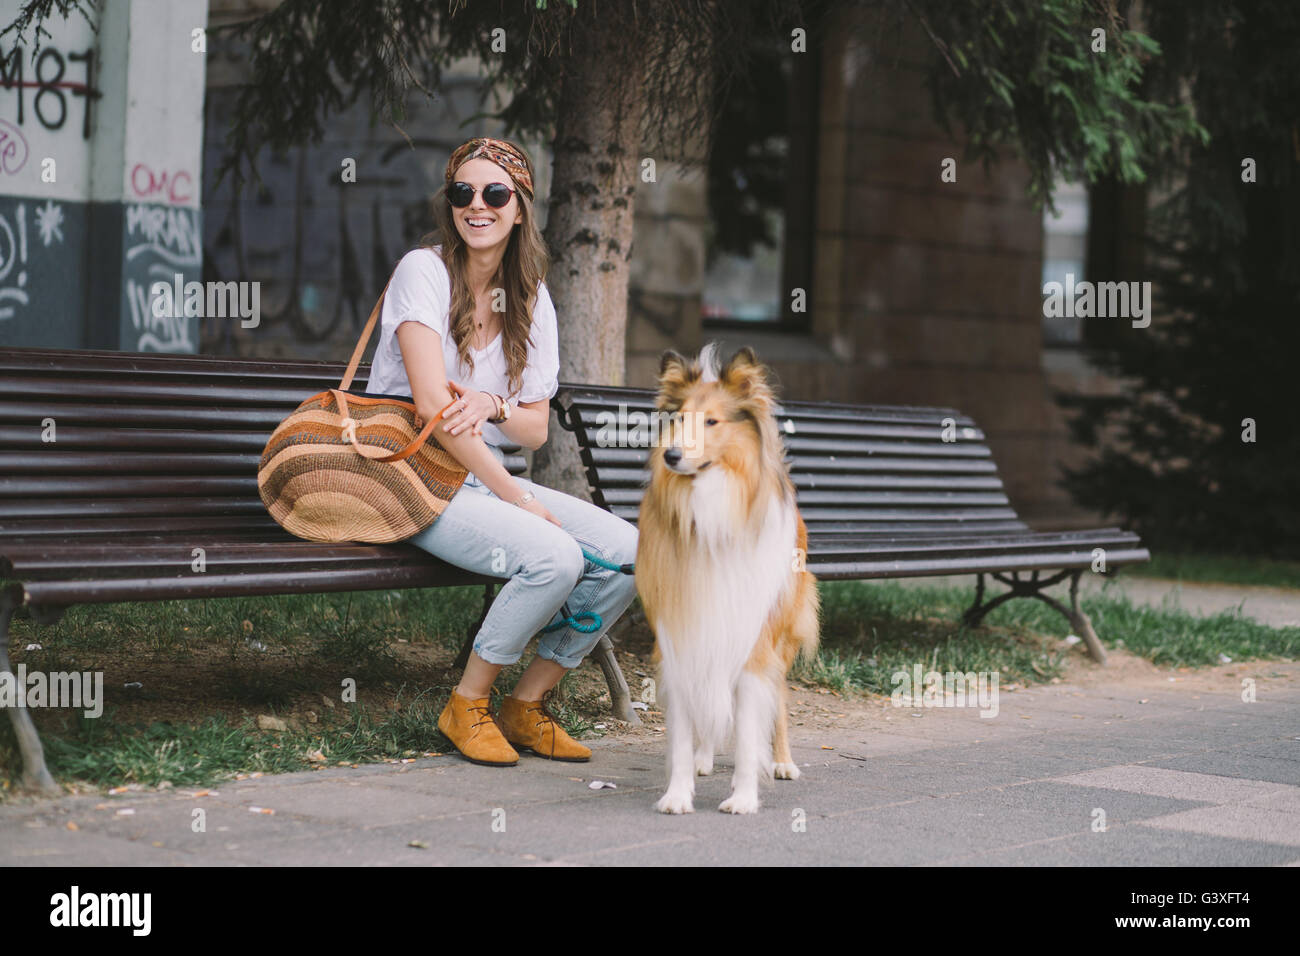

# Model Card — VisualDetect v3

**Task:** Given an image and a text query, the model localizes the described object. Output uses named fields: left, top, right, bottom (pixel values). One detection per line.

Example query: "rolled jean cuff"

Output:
left=535, top=642, right=586, bottom=669
left=471, top=641, right=524, bottom=667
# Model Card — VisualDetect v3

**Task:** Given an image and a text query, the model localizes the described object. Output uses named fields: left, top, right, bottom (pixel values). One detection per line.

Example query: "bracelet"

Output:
left=487, top=393, right=506, bottom=424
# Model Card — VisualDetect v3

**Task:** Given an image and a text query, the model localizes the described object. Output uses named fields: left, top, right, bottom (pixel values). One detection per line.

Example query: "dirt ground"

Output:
left=9, top=611, right=1297, bottom=751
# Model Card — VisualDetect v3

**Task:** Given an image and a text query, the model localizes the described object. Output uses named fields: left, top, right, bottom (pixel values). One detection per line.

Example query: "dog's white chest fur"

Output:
left=655, top=469, right=798, bottom=748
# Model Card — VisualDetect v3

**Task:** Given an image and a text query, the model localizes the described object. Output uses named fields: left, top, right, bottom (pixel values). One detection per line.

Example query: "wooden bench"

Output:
left=0, top=346, right=639, bottom=794
left=551, top=382, right=1150, bottom=663
left=1, top=345, right=1149, bottom=794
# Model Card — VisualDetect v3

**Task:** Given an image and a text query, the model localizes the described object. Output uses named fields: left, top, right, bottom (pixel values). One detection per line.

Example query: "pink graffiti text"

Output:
left=130, top=163, right=194, bottom=204
left=0, top=119, right=29, bottom=175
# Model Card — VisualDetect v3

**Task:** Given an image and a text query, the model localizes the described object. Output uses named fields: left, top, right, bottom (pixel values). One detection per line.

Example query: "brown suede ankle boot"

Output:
left=437, top=690, right=519, bottom=766
left=498, top=695, right=592, bottom=762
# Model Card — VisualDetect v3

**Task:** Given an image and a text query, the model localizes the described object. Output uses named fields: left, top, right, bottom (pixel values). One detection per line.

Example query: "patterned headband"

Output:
left=445, top=137, right=534, bottom=200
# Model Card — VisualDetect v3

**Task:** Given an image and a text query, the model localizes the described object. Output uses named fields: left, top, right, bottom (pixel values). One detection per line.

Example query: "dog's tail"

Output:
left=795, top=574, right=821, bottom=664
left=793, top=514, right=821, bottom=663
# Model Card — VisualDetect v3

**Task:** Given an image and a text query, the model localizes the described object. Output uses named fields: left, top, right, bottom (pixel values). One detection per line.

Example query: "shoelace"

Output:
left=525, top=701, right=553, bottom=732
left=466, top=702, right=497, bottom=730
left=529, top=700, right=559, bottom=754
left=538, top=697, right=574, bottom=739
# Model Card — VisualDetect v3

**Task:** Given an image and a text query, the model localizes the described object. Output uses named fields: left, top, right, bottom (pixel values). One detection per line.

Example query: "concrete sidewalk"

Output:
left=3, top=660, right=1298, bottom=865
left=1082, top=576, right=1300, bottom=629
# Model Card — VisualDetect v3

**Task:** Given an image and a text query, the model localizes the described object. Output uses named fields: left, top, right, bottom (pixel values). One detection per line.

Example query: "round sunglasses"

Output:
left=447, top=181, right=517, bottom=209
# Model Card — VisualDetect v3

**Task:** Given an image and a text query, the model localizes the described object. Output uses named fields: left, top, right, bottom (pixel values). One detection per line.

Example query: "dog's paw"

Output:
left=718, top=791, right=761, bottom=814
left=656, top=790, right=695, bottom=814
left=773, top=761, right=801, bottom=780
left=694, top=753, right=714, bottom=776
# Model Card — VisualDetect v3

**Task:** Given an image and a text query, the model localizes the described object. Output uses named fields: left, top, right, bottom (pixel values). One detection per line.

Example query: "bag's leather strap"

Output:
left=332, top=271, right=465, bottom=463
left=339, top=279, right=392, bottom=392
left=332, top=389, right=460, bottom=463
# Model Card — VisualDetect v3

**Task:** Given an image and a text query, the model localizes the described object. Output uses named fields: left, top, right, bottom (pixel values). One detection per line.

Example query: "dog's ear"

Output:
left=655, top=348, right=695, bottom=410
left=722, top=346, right=760, bottom=377
left=721, top=346, right=772, bottom=404
left=659, top=349, right=689, bottom=378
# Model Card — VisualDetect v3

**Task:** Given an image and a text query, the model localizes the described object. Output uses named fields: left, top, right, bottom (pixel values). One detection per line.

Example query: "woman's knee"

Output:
left=525, top=531, right=584, bottom=587
left=595, top=518, right=639, bottom=567
left=617, top=520, right=639, bottom=563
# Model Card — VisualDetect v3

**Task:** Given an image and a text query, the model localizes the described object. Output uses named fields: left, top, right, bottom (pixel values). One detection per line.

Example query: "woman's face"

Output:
left=450, top=157, right=525, bottom=253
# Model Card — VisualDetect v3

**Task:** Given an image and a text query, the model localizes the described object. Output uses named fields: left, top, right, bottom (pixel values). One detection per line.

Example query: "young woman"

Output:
left=365, top=137, right=639, bottom=766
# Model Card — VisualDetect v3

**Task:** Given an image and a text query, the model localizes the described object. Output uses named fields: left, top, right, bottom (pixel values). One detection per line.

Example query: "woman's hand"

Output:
left=442, top=380, right=498, bottom=436
left=518, top=494, right=562, bottom=527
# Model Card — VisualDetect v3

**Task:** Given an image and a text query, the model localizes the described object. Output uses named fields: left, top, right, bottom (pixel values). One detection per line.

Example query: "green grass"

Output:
left=3, top=576, right=1297, bottom=795
left=0, top=584, right=612, bottom=794
left=1, top=676, right=602, bottom=795
left=4, top=689, right=456, bottom=792
left=795, top=578, right=1300, bottom=695
left=794, top=580, right=1071, bottom=694
left=1125, top=552, right=1300, bottom=590
left=0, top=581, right=490, bottom=667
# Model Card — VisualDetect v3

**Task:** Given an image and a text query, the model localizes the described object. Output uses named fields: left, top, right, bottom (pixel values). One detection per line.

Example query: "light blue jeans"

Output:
left=400, top=444, right=639, bottom=668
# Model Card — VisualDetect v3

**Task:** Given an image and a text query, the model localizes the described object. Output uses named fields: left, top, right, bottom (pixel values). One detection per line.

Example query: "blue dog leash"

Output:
left=540, top=548, right=635, bottom=634
left=583, top=549, right=635, bottom=576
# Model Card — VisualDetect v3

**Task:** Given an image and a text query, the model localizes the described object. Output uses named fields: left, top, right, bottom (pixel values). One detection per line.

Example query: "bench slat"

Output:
left=600, top=488, right=1010, bottom=508
left=565, top=411, right=984, bottom=444
left=807, top=526, right=1137, bottom=544
left=18, top=563, right=499, bottom=607
left=2, top=476, right=257, bottom=497
left=0, top=498, right=270, bottom=518
left=602, top=502, right=1028, bottom=531
left=807, top=531, right=1141, bottom=559
left=0, top=345, right=352, bottom=381
left=561, top=388, right=978, bottom=427
left=0, top=425, right=281, bottom=452
left=576, top=446, right=1000, bottom=474
left=3, top=542, right=450, bottom=580
left=8, top=529, right=1140, bottom=578
left=0, top=516, right=284, bottom=538
left=583, top=466, right=1006, bottom=490
left=0, top=373, right=326, bottom=407
left=809, top=547, right=1151, bottom=580
left=0, top=451, right=261, bottom=474
left=0, top=399, right=292, bottom=429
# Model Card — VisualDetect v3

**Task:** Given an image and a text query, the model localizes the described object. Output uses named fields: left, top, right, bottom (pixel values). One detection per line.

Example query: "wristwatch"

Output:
left=488, top=394, right=512, bottom=424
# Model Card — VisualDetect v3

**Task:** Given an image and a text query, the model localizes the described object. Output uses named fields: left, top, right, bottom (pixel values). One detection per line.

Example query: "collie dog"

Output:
left=636, top=343, right=820, bottom=814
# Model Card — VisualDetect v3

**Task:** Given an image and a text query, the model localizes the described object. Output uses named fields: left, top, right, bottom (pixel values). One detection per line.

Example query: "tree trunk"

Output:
left=534, top=10, right=647, bottom=499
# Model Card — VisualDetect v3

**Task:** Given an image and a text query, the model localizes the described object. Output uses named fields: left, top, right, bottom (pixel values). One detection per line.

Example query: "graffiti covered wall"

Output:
left=0, top=0, right=207, bottom=352
left=0, top=10, right=92, bottom=346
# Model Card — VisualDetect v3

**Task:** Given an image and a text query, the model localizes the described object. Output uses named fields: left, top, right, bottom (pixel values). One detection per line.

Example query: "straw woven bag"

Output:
left=257, top=284, right=468, bottom=543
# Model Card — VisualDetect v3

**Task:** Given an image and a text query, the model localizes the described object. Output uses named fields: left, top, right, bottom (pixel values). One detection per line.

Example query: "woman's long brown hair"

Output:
left=422, top=172, right=550, bottom=399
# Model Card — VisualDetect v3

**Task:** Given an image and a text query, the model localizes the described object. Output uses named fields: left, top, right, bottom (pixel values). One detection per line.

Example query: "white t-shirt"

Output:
left=365, top=245, right=560, bottom=447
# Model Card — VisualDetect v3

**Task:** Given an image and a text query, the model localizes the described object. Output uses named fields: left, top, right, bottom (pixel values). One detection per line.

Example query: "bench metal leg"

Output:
left=962, top=569, right=1108, bottom=665
left=0, top=591, right=61, bottom=795
left=1065, top=571, right=1107, bottom=665
left=593, top=631, right=641, bottom=726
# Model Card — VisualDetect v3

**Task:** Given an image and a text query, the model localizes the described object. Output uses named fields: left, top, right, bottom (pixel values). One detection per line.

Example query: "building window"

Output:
left=1041, top=176, right=1090, bottom=347
left=701, top=37, right=819, bottom=331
